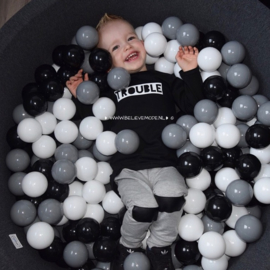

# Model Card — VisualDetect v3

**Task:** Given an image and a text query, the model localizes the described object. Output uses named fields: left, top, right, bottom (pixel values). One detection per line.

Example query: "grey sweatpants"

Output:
left=115, top=166, right=188, bottom=249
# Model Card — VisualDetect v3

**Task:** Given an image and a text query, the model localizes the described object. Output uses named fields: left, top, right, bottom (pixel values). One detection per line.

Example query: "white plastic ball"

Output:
left=75, top=157, right=98, bottom=182
left=35, top=112, right=57, bottom=135
left=26, top=222, right=54, bottom=249
left=215, top=124, right=240, bottom=148
left=82, top=180, right=106, bottom=204
left=198, top=47, right=222, bottom=72
left=102, top=190, right=124, bottom=214
left=22, top=172, right=48, bottom=197
left=135, top=26, right=143, bottom=40
left=189, top=123, right=215, bottom=148
left=254, top=164, right=270, bottom=181
left=186, top=168, right=211, bottom=191
left=69, top=181, right=84, bottom=196
left=223, top=230, right=247, bottom=257
left=95, top=162, right=113, bottom=185
left=32, top=135, right=57, bottom=159
left=92, top=97, right=116, bottom=121
left=142, top=22, right=162, bottom=40
left=54, top=120, right=78, bottom=144
left=56, top=214, right=69, bottom=226
left=144, top=32, right=167, bottom=57
left=215, top=167, right=239, bottom=192
left=178, top=214, right=204, bottom=241
left=225, top=205, right=248, bottom=228
left=213, top=107, right=236, bottom=128
left=250, top=144, right=270, bottom=164
left=154, top=57, right=174, bottom=74
left=79, top=116, right=103, bottom=140
left=52, top=98, right=76, bottom=120
left=17, top=118, right=42, bottom=143
left=164, top=40, right=180, bottom=63
left=201, top=255, right=228, bottom=270
left=63, top=195, right=87, bottom=220
left=183, top=188, right=207, bottom=214
left=198, top=231, right=226, bottom=260
left=254, top=177, right=270, bottom=204
left=83, top=203, right=105, bottom=223
left=96, top=131, right=117, bottom=156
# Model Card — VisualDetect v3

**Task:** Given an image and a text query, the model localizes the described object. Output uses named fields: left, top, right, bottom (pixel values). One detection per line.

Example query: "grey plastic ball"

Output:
left=8, top=172, right=26, bottom=196
left=257, top=101, right=270, bottom=126
left=235, top=214, right=263, bottom=243
left=75, top=25, right=98, bottom=50
left=239, top=76, right=259, bottom=96
left=96, top=261, right=111, bottom=269
left=171, top=243, right=183, bottom=268
left=218, top=62, right=231, bottom=81
left=73, top=131, right=94, bottom=150
left=162, top=16, right=183, bottom=40
left=176, top=115, right=198, bottom=137
left=176, top=23, right=200, bottom=46
left=232, top=95, right=258, bottom=121
left=183, top=266, right=202, bottom=270
left=221, top=41, right=246, bottom=65
left=226, top=179, right=253, bottom=206
left=51, top=159, right=77, bottom=184
left=176, top=141, right=201, bottom=157
left=6, top=148, right=30, bottom=172
left=253, top=94, right=269, bottom=108
left=236, top=124, right=249, bottom=148
left=63, top=241, right=88, bottom=268
left=107, top=67, right=130, bottom=90
left=38, top=198, right=63, bottom=225
left=162, top=124, right=187, bottom=149
left=55, top=143, right=79, bottom=163
left=123, top=252, right=151, bottom=270
left=201, top=214, right=225, bottom=234
left=227, top=63, right=252, bottom=88
left=13, top=104, right=33, bottom=124
left=76, top=81, right=100, bottom=105
left=115, top=129, right=140, bottom=154
left=193, top=99, right=218, bottom=124
left=10, top=200, right=36, bottom=226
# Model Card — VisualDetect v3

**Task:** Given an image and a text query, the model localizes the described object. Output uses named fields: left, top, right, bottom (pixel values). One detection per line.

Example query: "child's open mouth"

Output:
left=125, top=52, right=138, bottom=62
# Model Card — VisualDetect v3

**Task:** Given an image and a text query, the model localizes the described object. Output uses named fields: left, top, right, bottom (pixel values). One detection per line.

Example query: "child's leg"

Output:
left=147, top=166, right=188, bottom=248
left=115, top=168, right=159, bottom=249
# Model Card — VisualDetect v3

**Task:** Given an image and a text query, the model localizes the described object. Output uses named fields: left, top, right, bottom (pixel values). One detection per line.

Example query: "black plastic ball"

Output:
left=202, top=30, right=226, bottom=51
left=221, top=146, right=242, bottom=168
left=201, top=146, right=224, bottom=171
left=57, top=65, right=79, bottom=85
left=21, top=82, right=39, bottom=99
left=217, top=87, right=239, bottom=108
left=177, top=152, right=203, bottom=178
left=205, top=193, right=232, bottom=222
left=235, top=154, right=261, bottom=181
left=45, top=180, right=69, bottom=202
left=90, top=72, right=110, bottom=93
left=22, top=91, right=48, bottom=116
left=100, top=217, right=121, bottom=240
left=39, top=78, right=64, bottom=101
left=63, top=44, right=85, bottom=69
left=93, top=237, right=117, bottom=262
left=31, top=159, right=54, bottom=180
left=62, top=220, right=79, bottom=243
left=6, top=125, right=29, bottom=149
left=245, top=124, right=270, bottom=149
left=34, top=64, right=57, bottom=84
left=76, top=218, right=100, bottom=243
left=203, top=75, right=226, bottom=101
left=89, top=48, right=112, bottom=73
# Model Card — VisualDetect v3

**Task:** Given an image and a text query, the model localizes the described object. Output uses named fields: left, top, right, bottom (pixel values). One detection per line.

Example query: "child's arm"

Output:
left=66, top=69, right=89, bottom=97
left=175, top=46, right=199, bottom=72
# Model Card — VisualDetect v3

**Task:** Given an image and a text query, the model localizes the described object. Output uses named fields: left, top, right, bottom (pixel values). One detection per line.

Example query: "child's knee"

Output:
left=132, top=205, right=159, bottom=222
left=154, top=195, right=186, bottom=213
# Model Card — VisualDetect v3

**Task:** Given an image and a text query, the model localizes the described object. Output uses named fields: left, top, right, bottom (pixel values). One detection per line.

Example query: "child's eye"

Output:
left=128, top=36, right=136, bottom=41
left=112, top=45, right=119, bottom=52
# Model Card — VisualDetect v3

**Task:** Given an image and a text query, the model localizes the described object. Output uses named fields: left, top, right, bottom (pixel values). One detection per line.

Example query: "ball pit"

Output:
left=1, top=1, right=270, bottom=270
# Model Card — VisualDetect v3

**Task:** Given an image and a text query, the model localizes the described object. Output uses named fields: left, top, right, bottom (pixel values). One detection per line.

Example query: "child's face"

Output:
left=98, top=20, right=147, bottom=73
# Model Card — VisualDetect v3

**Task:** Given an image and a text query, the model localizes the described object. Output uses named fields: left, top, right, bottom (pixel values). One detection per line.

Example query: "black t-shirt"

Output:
left=74, top=67, right=203, bottom=188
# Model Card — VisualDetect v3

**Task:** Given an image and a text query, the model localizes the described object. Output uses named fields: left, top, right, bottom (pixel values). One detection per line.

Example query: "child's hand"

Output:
left=66, top=69, right=89, bottom=97
left=175, top=46, right=199, bottom=72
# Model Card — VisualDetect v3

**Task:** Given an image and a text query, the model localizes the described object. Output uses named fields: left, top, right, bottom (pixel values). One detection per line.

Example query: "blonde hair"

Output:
left=96, top=13, right=128, bottom=31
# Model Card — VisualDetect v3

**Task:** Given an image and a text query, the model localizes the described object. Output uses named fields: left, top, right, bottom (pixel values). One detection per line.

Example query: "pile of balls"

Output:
left=5, top=14, right=270, bottom=270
